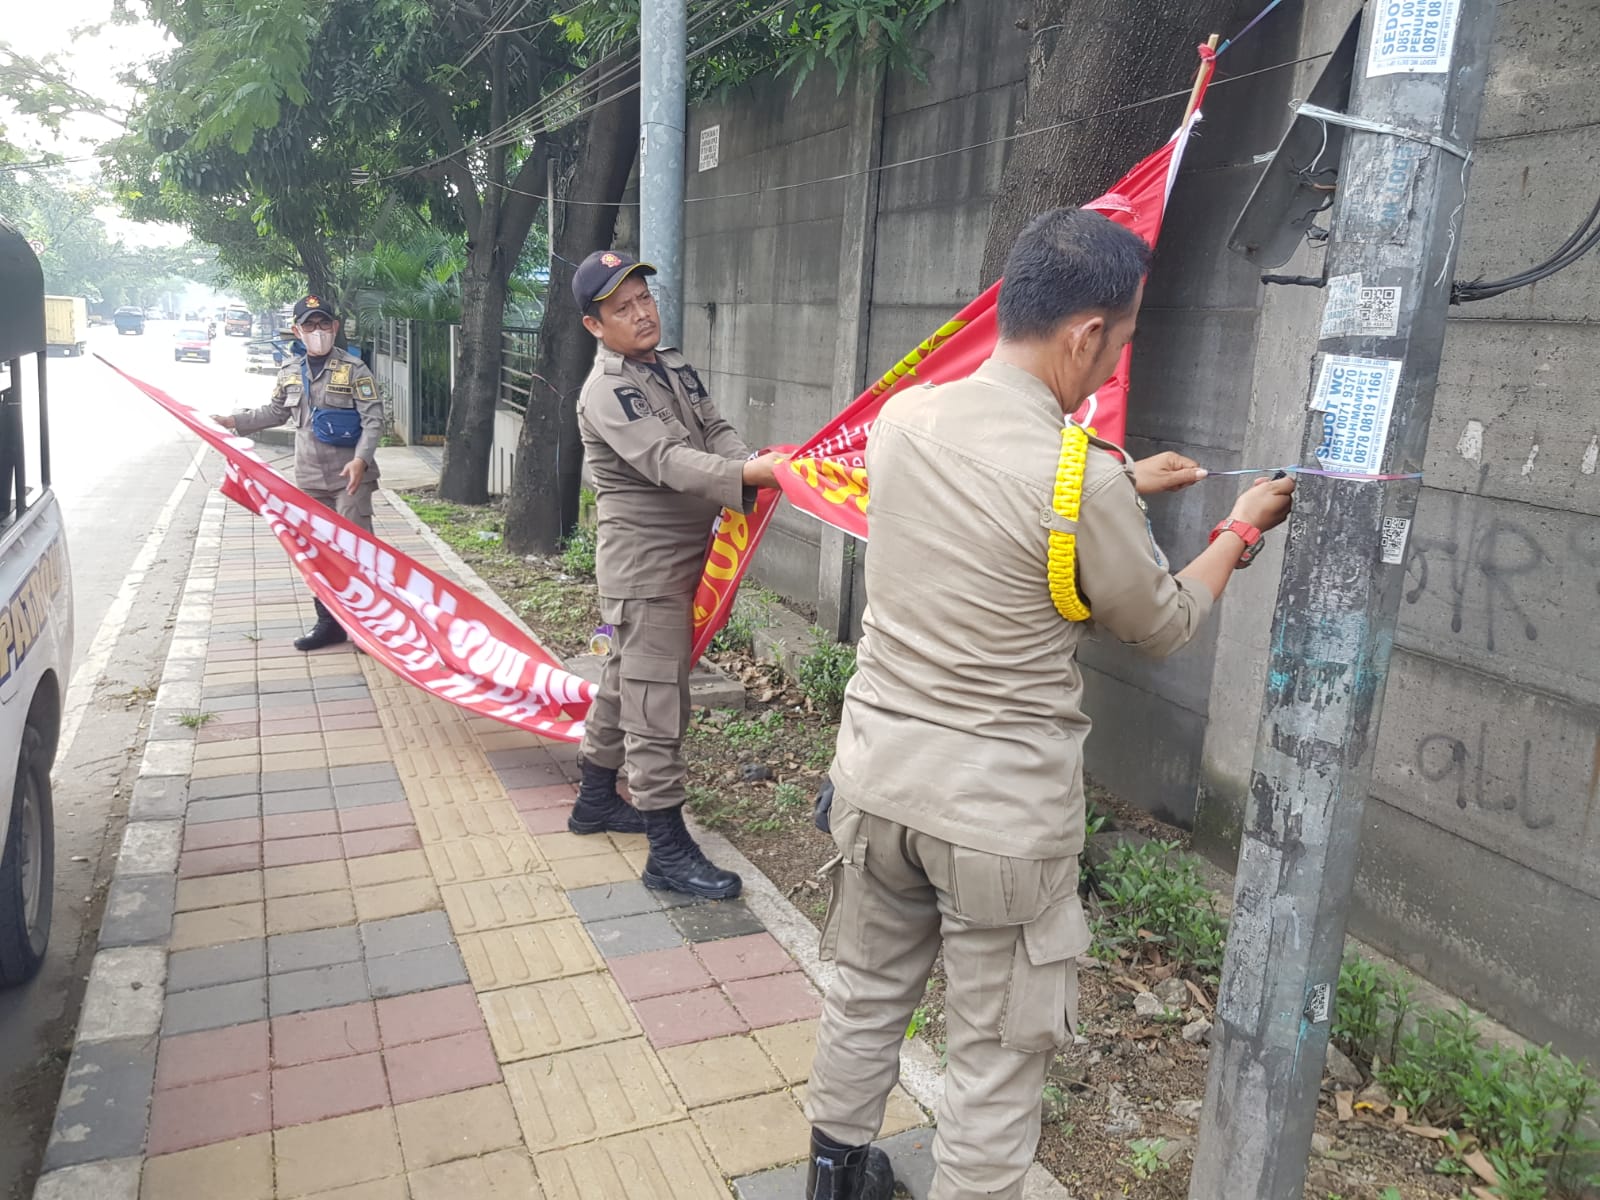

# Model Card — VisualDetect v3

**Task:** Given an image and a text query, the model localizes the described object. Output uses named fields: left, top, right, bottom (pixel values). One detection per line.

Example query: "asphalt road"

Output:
left=0, top=320, right=285, bottom=1197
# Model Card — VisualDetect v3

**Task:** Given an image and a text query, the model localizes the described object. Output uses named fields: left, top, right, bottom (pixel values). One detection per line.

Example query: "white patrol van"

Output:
left=0, top=218, right=74, bottom=984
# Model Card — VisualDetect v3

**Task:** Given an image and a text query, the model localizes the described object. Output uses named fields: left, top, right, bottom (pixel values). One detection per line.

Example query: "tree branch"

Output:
left=500, top=140, right=550, bottom=253
left=417, top=80, right=483, bottom=233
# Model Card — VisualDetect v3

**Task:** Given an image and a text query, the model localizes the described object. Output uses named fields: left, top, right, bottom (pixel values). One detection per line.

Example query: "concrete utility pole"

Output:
left=640, top=0, right=687, bottom=348
left=1190, top=3, right=1497, bottom=1197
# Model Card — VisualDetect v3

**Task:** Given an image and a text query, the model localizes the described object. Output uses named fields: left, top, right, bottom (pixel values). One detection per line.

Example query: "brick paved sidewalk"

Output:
left=34, top=490, right=934, bottom=1200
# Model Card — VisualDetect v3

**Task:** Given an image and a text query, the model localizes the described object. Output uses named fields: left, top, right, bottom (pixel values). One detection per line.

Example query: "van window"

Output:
left=0, top=353, right=48, bottom=528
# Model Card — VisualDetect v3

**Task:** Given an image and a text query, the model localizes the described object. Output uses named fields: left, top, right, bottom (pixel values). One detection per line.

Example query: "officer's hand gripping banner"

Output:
left=101, top=362, right=597, bottom=743
left=689, top=80, right=1212, bottom=660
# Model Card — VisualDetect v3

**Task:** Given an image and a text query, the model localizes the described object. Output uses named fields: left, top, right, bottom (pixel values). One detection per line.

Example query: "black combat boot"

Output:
left=805, top=1129, right=896, bottom=1200
left=641, top=804, right=742, bottom=900
left=294, top=599, right=348, bottom=652
left=568, top=759, right=646, bottom=835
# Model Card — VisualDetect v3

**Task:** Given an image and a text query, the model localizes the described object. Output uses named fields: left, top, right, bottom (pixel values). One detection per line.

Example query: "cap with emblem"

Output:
left=572, top=250, right=657, bottom=312
left=293, top=294, right=338, bottom=323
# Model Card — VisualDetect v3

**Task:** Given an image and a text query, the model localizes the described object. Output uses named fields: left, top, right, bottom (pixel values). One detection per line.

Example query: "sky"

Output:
left=5, top=0, right=181, bottom=246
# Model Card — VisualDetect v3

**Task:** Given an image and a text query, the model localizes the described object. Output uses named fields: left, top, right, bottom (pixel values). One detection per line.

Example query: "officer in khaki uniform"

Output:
left=567, top=250, right=787, bottom=897
left=216, top=294, right=385, bottom=651
left=800, top=209, right=1296, bottom=1200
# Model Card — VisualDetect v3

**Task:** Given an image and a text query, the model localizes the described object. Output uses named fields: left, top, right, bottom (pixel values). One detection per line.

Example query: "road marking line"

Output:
left=57, top=444, right=207, bottom=762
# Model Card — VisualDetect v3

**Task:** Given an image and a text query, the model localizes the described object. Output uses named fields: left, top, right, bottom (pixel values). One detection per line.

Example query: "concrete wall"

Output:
left=679, top=0, right=1600, bottom=1061
left=1194, top=0, right=1600, bottom=1064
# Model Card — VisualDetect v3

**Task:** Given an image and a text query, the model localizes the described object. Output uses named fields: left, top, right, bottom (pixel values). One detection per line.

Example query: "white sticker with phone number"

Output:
left=1367, top=0, right=1462, bottom=76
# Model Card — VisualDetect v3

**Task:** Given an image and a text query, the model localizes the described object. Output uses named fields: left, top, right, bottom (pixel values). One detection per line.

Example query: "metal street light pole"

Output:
left=639, top=0, right=687, bottom=348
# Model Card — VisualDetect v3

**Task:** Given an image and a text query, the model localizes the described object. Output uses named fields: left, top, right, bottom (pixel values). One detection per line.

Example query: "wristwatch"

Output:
left=1209, top=518, right=1264, bottom=568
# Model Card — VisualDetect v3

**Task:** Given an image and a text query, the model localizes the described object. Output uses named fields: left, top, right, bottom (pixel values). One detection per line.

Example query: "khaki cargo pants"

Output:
left=301, top=480, right=376, bottom=535
left=805, top=797, right=1090, bottom=1200
left=579, top=594, right=693, bottom=811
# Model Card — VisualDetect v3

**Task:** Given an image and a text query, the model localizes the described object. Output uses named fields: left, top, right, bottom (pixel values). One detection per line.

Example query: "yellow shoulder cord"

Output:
left=1048, top=423, right=1093, bottom=622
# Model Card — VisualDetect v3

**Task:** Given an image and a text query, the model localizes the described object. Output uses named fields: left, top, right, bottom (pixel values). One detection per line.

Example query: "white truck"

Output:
left=43, top=295, right=88, bottom=358
left=0, top=220, right=75, bottom=983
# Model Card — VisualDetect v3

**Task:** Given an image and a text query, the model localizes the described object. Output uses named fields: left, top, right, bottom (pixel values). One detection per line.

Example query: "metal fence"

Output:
left=499, top=326, right=540, bottom=415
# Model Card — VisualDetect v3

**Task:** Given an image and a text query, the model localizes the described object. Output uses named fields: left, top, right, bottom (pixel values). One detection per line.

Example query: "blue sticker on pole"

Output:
left=1311, top=354, right=1403, bottom=476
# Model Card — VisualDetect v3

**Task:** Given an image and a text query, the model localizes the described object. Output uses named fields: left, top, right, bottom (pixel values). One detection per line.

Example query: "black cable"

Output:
left=1453, top=185, right=1600, bottom=303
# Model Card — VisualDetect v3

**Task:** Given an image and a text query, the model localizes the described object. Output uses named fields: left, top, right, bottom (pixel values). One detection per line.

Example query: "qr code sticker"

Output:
left=1357, top=286, right=1402, bottom=336
left=1381, top=517, right=1410, bottom=565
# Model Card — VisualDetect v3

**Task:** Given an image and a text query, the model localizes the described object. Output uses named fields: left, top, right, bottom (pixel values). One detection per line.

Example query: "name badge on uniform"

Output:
left=328, top=364, right=354, bottom=394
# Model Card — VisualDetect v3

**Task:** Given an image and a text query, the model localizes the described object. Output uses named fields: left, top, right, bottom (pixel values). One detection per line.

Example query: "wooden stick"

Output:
left=1182, top=34, right=1222, bottom=124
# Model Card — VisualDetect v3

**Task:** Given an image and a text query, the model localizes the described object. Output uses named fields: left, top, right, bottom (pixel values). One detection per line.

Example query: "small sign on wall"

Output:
left=1366, top=0, right=1462, bottom=75
left=698, top=125, right=721, bottom=172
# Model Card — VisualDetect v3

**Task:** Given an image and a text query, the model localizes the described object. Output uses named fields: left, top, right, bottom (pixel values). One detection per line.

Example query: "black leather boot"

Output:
left=805, top=1129, right=896, bottom=1200
left=294, top=599, right=348, bottom=652
left=568, top=759, right=646, bottom=835
left=641, top=804, right=741, bottom=900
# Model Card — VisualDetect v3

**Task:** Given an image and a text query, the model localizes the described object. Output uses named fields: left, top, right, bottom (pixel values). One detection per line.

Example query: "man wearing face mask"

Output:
left=799, top=209, right=1295, bottom=1200
left=214, top=295, right=385, bottom=651
left=569, top=248, right=787, bottom=895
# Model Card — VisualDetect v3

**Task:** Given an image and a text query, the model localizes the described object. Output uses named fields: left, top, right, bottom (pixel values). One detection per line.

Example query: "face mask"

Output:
left=302, top=329, right=335, bottom=355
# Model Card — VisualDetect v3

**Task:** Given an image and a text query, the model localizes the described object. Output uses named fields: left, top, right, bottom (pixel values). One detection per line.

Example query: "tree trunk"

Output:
left=978, top=0, right=1251, bottom=285
left=439, top=245, right=509, bottom=503
left=434, top=38, right=548, bottom=505
left=503, top=64, right=640, bottom=555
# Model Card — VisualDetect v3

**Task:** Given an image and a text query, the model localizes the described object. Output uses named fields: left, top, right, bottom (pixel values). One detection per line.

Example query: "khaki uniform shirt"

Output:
left=831, top=358, right=1215, bottom=861
left=234, top=348, right=384, bottom=491
left=578, top=345, right=753, bottom=598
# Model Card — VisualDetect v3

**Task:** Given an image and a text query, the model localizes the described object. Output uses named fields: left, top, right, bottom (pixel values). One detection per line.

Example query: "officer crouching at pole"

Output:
left=214, top=295, right=384, bottom=651
left=569, top=249, right=787, bottom=899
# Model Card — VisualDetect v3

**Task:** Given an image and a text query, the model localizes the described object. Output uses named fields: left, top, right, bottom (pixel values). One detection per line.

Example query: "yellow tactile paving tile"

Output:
left=440, top=874, right=571, bottom=934
left=480, top=973, right=639, bottom=1063
left=413, top=801, right=525, bottom=842
left=503, top=1038, right=686, bottom=1152
left=423, top=833, right=545, bottom=885
left=457, top=920, right=605, bottom=991
left=533, top=1122, right=726, bottom=1200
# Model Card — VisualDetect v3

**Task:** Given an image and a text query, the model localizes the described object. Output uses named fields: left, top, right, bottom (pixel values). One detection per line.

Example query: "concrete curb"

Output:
left=32, top=493, right=227, bottom=1199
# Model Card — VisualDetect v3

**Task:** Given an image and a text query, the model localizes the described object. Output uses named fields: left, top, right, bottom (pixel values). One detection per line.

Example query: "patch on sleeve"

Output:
left=615, top=387, right=654, bottom=422
left=355, top=376, right=377, bottom=402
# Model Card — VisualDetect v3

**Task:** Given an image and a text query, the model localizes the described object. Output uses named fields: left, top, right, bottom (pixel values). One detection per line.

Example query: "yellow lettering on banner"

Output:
left=869, top=317, right=969, bottom=396
left=814, top=461, right=869, bottom=515
left=703, top=512, right=748, bottom=583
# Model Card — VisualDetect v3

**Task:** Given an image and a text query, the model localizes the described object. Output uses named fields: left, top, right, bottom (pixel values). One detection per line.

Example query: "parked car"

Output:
left=174, top=326, right=212, bottom=363
left=113, top=306, right=146, bottom=335
left=244, top=339, right=279, bottom=374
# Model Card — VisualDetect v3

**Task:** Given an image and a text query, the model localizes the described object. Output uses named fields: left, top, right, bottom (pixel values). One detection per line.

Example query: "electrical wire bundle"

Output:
left=1452, top=185, right=1600, bottom=303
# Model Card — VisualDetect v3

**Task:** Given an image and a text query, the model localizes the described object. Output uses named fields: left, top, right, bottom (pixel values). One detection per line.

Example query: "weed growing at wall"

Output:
left=797, top=629, right=857, bottom=717
left=1087, top=840, right=1228, bottom=980
left=559, top=524, right=596, bottom=578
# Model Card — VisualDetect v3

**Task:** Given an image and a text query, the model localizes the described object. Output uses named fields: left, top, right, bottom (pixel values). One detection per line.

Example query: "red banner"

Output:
left=102, top=361, right=597, bottom=743
left=690, top=93, right=1210, bottom=657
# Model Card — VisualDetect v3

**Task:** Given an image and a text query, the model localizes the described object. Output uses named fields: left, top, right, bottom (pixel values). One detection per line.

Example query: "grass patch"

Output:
left=176, top=711, right=217, bottom=729
left=1086, top=839, right=1228, bottom=980
left=710, top=588, right=778, bottom=657
left=796, top=629, right=856, bottom=718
